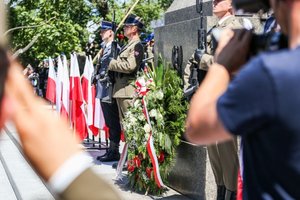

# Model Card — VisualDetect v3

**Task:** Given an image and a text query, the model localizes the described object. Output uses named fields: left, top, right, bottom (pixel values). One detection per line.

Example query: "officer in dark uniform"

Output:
left=95, top=21, right=122, bottom=162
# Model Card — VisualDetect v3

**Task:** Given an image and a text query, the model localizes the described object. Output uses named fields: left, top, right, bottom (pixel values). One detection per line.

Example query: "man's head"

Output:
left=213, top=0, right=233, bottom=18
left=123, top=14, right=144, bottom=39
left=99, top=20, right=114, bottom=43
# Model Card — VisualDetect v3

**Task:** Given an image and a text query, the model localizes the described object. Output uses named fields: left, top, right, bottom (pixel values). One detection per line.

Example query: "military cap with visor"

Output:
left=100, top=20, right=113, bottom=30
left=124, top=14, right=144, bottom=30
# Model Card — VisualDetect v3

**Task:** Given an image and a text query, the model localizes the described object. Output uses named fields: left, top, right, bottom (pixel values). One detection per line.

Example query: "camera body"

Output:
left=250, top=32, right=288, bottom=55
left=28, top=72, right=40, bottom=88
left=233, top=0, right=270, bottom=12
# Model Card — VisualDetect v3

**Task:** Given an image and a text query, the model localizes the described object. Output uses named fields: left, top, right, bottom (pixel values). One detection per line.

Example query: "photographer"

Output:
left=24, top=65, right=42, bottom=96
left=186, top=0, right=300, bottom=199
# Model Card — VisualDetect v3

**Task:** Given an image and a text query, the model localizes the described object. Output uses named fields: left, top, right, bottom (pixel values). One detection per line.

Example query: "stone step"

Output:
left=0, top=127, right=54, bottom=200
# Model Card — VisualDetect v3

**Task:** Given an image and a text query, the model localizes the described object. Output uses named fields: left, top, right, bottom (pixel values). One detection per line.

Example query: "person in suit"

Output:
left=183, top=1, right=242, bottom=199
left=94, top=21, right=122, bottom=162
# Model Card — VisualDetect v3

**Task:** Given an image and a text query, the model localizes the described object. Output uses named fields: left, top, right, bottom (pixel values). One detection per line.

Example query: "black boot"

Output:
left=98, top=142, right=120, bottom=162
left=225, top=189, right=236, bottom=200
left=217, top=185, right=226, bottom=200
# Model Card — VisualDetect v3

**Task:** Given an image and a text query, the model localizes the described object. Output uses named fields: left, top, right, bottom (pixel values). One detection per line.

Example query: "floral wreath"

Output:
left=123, top=60, right=187, bottom=195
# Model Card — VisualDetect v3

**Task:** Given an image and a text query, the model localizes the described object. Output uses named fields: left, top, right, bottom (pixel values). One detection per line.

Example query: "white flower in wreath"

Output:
left=125, top=111, right=132, bottom=118
left=143, top=123, right=151, bottom=133
left=156, top=90, right=164, bottom=100
left=130, top=116, right=137, bottom=124
left=157, top=112, right=163, bottom=121
left=138, top=114, right=145, bottom=121
left=149, top=109, right=157, bottom=118
left=133, top=100, right=141, bottom=108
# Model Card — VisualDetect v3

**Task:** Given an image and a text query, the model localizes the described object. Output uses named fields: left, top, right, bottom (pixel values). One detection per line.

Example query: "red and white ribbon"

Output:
left=137, top=78, right=165, bottom=188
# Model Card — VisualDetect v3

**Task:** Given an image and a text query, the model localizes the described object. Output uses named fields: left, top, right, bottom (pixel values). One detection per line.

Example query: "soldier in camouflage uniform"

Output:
left=108, top=14, right=144, bottom=136
left=183, top=1, right=242, bottom=199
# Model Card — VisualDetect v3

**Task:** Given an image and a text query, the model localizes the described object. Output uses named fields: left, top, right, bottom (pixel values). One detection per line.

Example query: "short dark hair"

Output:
left=0, top=46, right=9, bottom=114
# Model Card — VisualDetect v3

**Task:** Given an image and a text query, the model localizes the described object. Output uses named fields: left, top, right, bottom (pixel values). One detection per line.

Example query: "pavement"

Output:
left=0, top=121, right=192, bottom=200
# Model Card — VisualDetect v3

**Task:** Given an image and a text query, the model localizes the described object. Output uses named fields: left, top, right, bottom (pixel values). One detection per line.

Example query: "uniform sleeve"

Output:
left=217, top=57, right=276, bottom=136
left=109, top=43, right=144, bottom=74
left=200, top=53, right=214, bottom=71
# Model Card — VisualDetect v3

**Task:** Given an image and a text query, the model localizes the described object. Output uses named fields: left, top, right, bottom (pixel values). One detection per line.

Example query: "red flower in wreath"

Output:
left=134, top=156, right=141, bottom=168
left=158, top=151, right=165, bottom=163
left=146, top=167, right=153, bottom=178
left=127, top=160, right=135, bottom=172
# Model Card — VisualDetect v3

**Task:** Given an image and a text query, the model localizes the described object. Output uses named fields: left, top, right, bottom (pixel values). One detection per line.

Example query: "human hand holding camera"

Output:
left=214, top=29, right=252, bottom=74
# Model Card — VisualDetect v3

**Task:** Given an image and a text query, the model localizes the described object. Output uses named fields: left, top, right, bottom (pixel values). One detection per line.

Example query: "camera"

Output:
left=212, top=29, right=288, bottom=56
left=28, top=72, right=40, bottom=88
left=250, top=32, right=288, bottom=55
left=233, top=0, right=270, bottom=13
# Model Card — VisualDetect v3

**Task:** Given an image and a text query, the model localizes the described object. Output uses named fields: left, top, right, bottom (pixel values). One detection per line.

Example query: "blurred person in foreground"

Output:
left=0, top=52, right=121, bottom=200
left=0, top=3, right=120, bottom=200
left=186, top=0, right=300, bottom=199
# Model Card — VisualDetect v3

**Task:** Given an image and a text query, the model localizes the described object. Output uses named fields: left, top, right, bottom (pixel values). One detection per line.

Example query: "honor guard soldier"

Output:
left=183, top=0, right=243, bottom=199
left=94, top=20, right=122, bottom=162
left=108, top=14, right=144, bottom=138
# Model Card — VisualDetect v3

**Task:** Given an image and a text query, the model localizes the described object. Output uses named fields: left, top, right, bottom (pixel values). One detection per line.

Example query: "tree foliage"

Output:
left=7, top=0, right=174, bottom=66
left=8, top=0, right=94, bottom=66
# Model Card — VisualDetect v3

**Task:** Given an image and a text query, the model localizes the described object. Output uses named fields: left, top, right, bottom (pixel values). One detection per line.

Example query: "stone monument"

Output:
left=154, top=1, right=263, bottom=199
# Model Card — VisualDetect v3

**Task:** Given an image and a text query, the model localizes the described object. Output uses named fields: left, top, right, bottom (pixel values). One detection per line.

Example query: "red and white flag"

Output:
left=82, top=56, right=99, bottom=136
left=46, top=57, right=56, bottom=104
left=94, top=98, right=105, bottom=130
left=93, top=58, right=105, bottom=130
left=56, top=56, right=64, bottom=113
left=70, top=54, right=87, bottom=140
left=61, top=55, right=70, bottom=121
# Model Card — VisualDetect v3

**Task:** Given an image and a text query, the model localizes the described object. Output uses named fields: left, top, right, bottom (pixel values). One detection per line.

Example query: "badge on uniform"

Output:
left=134, top=51, right=140, bottom=57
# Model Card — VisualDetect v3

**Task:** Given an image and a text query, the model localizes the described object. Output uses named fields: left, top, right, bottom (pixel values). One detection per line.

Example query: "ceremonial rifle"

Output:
left=184, top=0, right=207, bottom=100
left=101, top=10, right=118, bottom=104
left=171, top=45, right=183, bottom=78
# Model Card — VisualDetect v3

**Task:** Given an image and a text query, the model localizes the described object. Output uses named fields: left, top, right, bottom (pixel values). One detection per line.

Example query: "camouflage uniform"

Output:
left=108, top=38, right=144, bottom=122
left=183, top=15, right=243, bottom=193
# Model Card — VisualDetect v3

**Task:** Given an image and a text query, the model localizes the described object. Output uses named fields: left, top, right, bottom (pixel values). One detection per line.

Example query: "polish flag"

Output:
left=94, top=98, right=105, bottom=130
left=70, top=54, right=87, bottom=140
left=46, top=57, right=56, bottom=104
left=61, top=55, right=70, bottom=121
left=82, top=56, right=99, bottom=136
left=56, top=56, right=64, bottom=113
left=93, top=58, right=105, bottom=130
